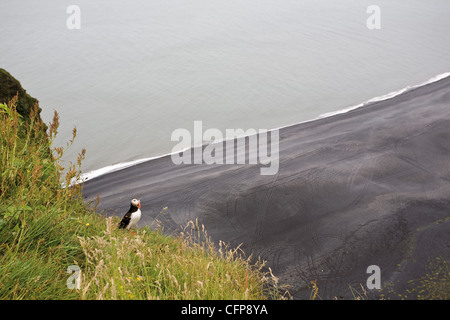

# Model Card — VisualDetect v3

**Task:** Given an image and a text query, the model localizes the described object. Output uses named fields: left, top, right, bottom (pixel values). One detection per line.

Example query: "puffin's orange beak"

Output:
left=139, top=201, right=141, bottom=208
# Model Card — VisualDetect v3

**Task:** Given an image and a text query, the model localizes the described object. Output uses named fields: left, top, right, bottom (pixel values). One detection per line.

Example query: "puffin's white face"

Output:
left=131, top=198, right=141, bottom=208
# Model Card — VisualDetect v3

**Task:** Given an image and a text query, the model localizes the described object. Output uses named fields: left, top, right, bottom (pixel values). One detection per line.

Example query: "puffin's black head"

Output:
left=131, top=198, right=141, bottom=209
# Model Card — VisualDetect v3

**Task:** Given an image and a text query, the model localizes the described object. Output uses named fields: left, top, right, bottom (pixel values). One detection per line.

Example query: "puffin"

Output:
left=118, top=198, right=142, bottom=231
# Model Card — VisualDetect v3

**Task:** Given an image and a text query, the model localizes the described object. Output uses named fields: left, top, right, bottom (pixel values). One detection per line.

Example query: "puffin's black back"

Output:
left=118, top=204, right=139, bottom=229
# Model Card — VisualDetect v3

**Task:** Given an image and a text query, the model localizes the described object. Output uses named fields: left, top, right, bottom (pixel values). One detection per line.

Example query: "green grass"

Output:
left=0, top=97, right=285, bottom=300
left=381, top=257, right=450, bottom=300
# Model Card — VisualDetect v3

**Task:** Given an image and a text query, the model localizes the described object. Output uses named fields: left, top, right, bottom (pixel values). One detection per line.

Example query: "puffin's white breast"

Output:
left=127, top=208, right=142, bottom=230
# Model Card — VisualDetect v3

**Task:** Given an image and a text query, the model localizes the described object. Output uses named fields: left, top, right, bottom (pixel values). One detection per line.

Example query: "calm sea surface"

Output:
left=1, top=0, right=450, bottom=174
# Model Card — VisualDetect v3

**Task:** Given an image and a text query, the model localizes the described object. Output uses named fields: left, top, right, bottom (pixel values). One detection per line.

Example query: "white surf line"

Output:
left=69, top=153, right=176, bottom=186
left=270, top=72, right=450, bottom=132
left=74, top=72, right=450, bottom=186
left=317, top=72, right=450, bottom=119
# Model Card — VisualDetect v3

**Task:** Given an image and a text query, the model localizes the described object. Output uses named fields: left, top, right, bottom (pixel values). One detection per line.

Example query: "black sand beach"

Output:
left=82, top=76, right=450, bottom=299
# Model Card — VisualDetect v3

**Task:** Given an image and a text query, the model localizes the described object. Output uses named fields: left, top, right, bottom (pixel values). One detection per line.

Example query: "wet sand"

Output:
left=82, top=76, right=450, bottom=299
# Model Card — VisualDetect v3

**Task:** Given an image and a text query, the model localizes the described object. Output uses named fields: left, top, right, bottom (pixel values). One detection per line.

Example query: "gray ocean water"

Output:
left=1, top=0, right=450, bottom=174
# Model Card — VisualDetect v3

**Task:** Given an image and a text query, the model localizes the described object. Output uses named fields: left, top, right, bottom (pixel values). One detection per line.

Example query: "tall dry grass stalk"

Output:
left=77, top=217, right=288, bottom=300
left=0, top=96, right=89, bottom=299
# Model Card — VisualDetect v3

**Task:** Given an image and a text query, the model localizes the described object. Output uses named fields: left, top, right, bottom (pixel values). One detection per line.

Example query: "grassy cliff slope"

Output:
left=0, top=83, right=281, bottom=299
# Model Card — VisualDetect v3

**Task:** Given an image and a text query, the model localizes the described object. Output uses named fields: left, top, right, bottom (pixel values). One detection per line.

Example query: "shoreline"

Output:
left=77, top=72, right=450, bottom=185
left=82, top=74, right=450, bottom=299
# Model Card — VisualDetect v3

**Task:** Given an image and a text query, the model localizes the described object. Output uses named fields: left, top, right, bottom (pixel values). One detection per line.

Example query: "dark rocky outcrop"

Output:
left=0, top=68, right=43, bottom=122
